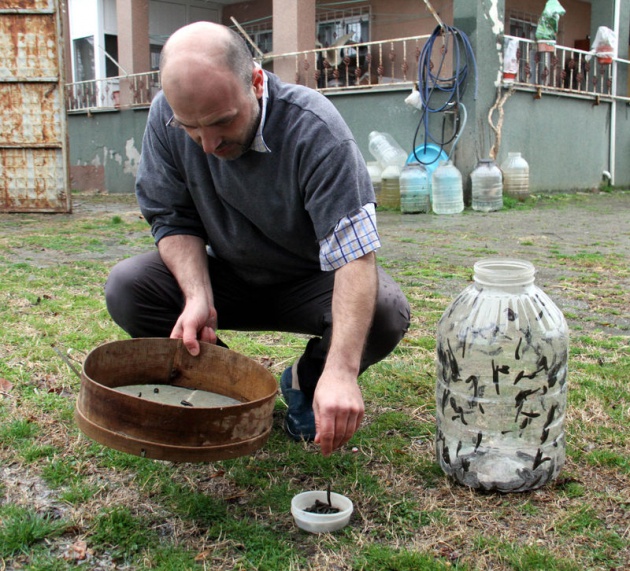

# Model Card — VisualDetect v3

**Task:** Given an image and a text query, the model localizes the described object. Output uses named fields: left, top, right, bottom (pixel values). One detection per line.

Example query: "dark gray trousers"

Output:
left=105, top=251, right=410, bottom=398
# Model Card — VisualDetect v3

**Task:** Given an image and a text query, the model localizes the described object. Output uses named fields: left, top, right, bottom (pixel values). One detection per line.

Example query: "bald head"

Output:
left=160, top=22, right=255, bottom=92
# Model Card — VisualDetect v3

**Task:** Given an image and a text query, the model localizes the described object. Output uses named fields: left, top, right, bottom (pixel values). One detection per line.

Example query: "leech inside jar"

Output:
left=115, top=384, right=242, bottom=407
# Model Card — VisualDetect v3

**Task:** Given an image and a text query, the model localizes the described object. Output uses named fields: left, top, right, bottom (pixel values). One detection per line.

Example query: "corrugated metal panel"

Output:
left=0, top=0, right=70, bottom=213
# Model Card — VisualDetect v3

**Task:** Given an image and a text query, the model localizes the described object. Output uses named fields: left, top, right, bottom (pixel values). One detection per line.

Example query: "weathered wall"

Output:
left=480, top=91, right=613, bottom=192
left=68, top=86, right=630, bottom=194
left=68, top=109, right=145, bottom=193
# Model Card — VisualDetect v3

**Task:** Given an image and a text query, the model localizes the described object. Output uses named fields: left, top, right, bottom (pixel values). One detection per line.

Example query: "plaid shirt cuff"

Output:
left=319, top=203, right=381, bottom=271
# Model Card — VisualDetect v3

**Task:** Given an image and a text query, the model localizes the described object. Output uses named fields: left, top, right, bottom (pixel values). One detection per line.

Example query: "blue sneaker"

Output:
left=280, top=365, right=316, bottom=442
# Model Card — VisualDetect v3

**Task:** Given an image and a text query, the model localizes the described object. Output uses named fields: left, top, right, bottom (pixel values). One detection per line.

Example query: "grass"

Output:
left=0, top=190, right=628, bottom=570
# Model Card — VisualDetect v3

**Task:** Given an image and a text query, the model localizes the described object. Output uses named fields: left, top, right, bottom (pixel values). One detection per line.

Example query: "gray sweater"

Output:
left=136, top=72, right=375, bottom=286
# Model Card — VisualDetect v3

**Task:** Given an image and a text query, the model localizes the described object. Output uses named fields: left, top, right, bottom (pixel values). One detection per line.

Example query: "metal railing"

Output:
left=65, top=71, right=161, bottom=112
left=502, top=35, right=630, bottom=102
left=258, top=34, right=430, bottom=92
left=64, top=35, right=428, bottom=112
left=64, top=34, right=630, bottom=112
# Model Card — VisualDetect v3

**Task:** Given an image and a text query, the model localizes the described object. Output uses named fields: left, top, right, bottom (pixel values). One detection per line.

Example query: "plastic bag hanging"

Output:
left=535, top=0, right=566, bottom=45
left=503, top=37, right=519, bottom=82
left=590, top=26, right=617, bottom=64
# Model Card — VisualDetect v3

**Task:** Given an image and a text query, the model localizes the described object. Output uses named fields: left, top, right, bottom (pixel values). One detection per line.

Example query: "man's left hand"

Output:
left=312, top=369, right=364, bottom=456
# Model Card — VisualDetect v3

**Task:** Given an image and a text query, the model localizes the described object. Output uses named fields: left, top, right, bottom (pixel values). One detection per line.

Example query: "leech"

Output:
left=181, top=400, right=194, bottom=407
left=304, top=483, right=340, bottom=514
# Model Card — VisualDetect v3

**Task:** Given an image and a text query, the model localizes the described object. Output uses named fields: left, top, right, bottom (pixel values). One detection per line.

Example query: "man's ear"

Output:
left=252, top=67, right=264, bottom=98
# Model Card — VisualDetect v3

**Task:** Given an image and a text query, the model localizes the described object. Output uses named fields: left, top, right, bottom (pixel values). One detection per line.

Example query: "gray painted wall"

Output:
left=68, top=109, right=147, bottom=194
left=68, top=86, right=629, bottom=194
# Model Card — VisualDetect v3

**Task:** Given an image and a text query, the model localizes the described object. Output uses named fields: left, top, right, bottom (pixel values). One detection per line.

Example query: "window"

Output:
left=150, top=44, right=163, bottom=71
left=73, top=36, right=95, bottom=82
left=507, top=10, right=564, bottom=44
left=509, top=16, right=537, bottom=41
left=316, top=10, right=370, bottom=48
left=104, top=34, right=119, bottom=77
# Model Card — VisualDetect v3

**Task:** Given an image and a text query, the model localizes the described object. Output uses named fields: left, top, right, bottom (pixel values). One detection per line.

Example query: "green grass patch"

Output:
left=1, top=191, right=629, bottom=570
left=0, top=505, right=68, bottom=558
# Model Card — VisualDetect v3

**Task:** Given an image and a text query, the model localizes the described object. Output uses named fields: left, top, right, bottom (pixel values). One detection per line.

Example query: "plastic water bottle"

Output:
left=471, top=159, right=503, bottom=212
left=368, top=131, right=407, bottom=169
left=379, top=165, right=401, bottom=209
left=366, top=161, right=382, bottom=203
left=501, top=152, right=530, bottom=201
left=435, top=259, right=569, bottom=492
left=399, top=162, right=430, bottom=213
left=432, top=160, right=463, bottom=214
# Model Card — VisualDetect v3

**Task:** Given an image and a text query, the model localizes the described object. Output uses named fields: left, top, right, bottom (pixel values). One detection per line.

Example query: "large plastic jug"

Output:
left=435, top=259, right=569, bottom=492
left=368, top=131, right=407, bottom=169
left=399, top=162, right=430, bottom=214
left=432, top=160, right=463, bottom=214
left=379, top=165, right=401, bottom=209
left=366, top=161, right=382, bottom=203
left=501, top=152, right=530, bottom=201
left=471, top=159, right=503, bottom=212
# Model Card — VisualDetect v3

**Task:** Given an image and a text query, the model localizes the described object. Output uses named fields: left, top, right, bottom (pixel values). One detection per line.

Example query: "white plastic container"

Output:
left=366, top=161, right=382, bottom=203
left=400, top=161, right=430, bottom=213
left=471, top=159, right=503, bottom=212
left=435, top=259, right=569, bottom=492
left=291, top=491, right=353, bottom=533
left=432, top=160, right=463, bottom=214
left=501, top=152, right=530, bottom=201
left=368, top=131, right=407, bottom=169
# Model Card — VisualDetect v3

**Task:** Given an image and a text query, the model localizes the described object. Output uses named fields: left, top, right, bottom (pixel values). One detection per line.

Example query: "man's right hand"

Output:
left=170, top=296, right=218, bottom=356
left=157, top=234, right=217, bottom=356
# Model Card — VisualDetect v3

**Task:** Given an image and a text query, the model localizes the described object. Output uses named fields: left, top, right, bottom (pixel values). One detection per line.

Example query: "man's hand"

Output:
left=170, top=296, right=218, bottom=356
left=313, top=368, right=364, bottom=456
left=157, top=234, right=217, bottom=356
left=312, top=252, right=378, bottom=456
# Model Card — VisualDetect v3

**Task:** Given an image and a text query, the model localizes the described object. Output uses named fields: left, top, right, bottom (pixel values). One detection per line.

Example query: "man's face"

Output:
left=166, top=67, right=263, bottom=161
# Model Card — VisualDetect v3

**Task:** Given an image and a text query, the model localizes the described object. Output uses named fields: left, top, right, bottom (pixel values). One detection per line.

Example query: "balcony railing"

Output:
left=258, top=34, right=430, bottom=92
left=64, top=34, right=629, bottom=113
left=64, top=35, right=428, bottom=112
left=502, top=35, right=630, bottom=102
left=65, top=71, right=161, bottom=112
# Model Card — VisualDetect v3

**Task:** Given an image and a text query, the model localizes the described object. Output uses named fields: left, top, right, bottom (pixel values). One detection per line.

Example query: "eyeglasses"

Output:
left=166, top=116, right=185, bottom=130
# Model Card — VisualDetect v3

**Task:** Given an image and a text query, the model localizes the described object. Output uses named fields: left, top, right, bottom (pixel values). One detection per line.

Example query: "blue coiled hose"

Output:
left=411, top=24, right=477, bottom=166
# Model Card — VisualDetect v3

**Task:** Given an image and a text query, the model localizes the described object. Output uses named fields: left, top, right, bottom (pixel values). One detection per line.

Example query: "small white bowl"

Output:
left=291, top=491, right=353, bottom=533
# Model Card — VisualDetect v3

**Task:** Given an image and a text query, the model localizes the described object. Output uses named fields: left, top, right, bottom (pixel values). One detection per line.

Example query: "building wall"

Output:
left=66, top=0, right=630, bottom=194
left=221, top=0, right=272, bottom=29
left=505, top=0, right=591, bottom=47
left=149, top=0, right=220, bottom=44
left=67, top=86, right=630, bottom=194
left=370, top=0, right=453, bottom=40
left=68, top=109, right=147, bottom=194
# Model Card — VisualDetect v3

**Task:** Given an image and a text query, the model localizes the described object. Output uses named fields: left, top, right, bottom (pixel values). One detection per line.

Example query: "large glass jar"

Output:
left=435, top=259, right=569, bottom=492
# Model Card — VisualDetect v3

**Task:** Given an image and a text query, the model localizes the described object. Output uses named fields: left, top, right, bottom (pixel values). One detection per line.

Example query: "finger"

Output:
left=334, top=410, right=364, bottom=451
left=315, top=431, right=335, bottom=457
left=169, top=320, right=183, bottom=340
left=182, top=324, right=200, bottom=356
left=314, top=413, right=336, bottom=457
left=199, top=326, right=217, bottom=345
left=333, top=416, right=354, bottom=451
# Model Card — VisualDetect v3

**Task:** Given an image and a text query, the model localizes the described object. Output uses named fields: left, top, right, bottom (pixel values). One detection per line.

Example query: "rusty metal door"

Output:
left=0, top=0, right=71, bottom=212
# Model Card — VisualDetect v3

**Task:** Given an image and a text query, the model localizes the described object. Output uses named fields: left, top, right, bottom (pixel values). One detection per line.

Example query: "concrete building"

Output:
left=64, top=0, right=630, bottom=197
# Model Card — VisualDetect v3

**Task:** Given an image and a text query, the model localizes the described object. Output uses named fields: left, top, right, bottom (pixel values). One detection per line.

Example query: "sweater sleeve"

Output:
left=135, top=94, right=207, bottom=244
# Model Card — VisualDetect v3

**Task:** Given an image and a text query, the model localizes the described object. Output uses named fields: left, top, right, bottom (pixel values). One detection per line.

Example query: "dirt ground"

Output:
left=376, top=191, right=630, bottom=335
left=5, top=190, right=630, bottom=335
